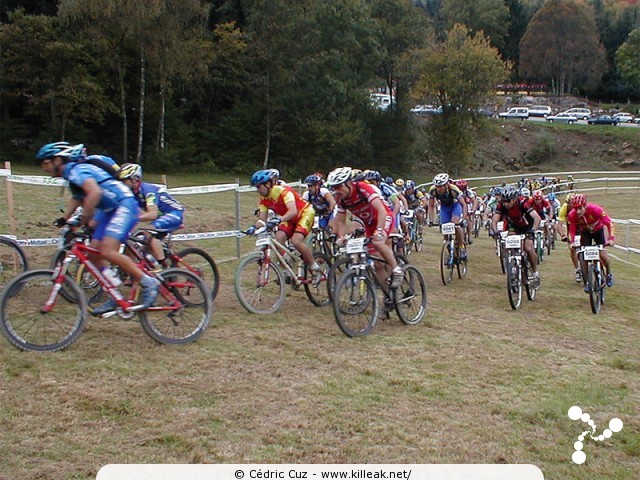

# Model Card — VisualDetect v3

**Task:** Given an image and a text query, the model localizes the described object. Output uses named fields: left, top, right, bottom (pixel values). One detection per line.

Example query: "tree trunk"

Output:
left=118, top=61, right=128, bottom=162
left=136, top=48, right=146, bottom=164
left=158, top=62, right=166, bottom=152
left=262, top=70, right=270, bottom=169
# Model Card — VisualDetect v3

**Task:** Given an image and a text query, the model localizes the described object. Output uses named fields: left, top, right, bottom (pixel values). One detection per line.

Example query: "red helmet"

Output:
left=532, top=190, right=543, bottom=201
left=570, top=194, right=586, bottom=209
left=456, top=179, right=468, bottom=191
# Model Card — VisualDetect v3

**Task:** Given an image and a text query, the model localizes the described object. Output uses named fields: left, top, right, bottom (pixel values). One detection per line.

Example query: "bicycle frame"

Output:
left=252, top=228, right=309, bottom=287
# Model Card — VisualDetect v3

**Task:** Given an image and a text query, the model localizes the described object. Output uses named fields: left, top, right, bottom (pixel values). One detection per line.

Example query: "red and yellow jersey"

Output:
left=258, top=184, right=310, bottom=217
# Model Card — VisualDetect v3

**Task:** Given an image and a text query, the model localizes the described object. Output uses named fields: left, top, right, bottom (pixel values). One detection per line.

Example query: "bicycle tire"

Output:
left=332, top=269, right=378, bottom=337
left=536, top=232, right=544, bottom=264
left=588, top=263, right=602, bottom=314
left=523, top=258, right=537, bottom=302
left=327, top=256, right=351, bottom=302
left=234, top=253, right=286, bottom=314
left=440, top=240, right=454, bottom=286
left=506, top=258, right=522, bottom=310
left=138, top=267, right=212, bottom=344
left=498, top=241, right=507, bottom=274
left=303, top=252, right=331, bottom=307
left=394, top=264, right=427, bottom=325
left=546, top=230, right=553, bottom=256
left=175, top=247, right=221, bottom=301
left=0, top=236, right=29, bottom=295
left=414, top=226, right=423, bottom=253
left=0, top=269, right=87, bottom=352
left=456, top=246, right=468, bottom=279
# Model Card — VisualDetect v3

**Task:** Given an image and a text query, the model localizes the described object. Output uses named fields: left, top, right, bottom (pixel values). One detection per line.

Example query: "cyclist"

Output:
left=428, top=173, right=468, bottom=259
left=403, top=180, right=427, bottom=226
left=119, top=163, right=185, bottom=268
left=247, top=169, right=322, bottom=279
left=490, top=185, right=541, bottom=285
left=36, top=141, right=159, bottom=314
left=363, top=170, right=403, bottom=232
left=302, top=173, right=336, bottom=230
left=558, top=192, right=582, bottom=282
left=530, top=190, right=552, bottom=241
left=567, top=194, right=615, bottom=290
left=326, top=166, right=404, bottom=289
left=455, top=179, right=478, bottom=244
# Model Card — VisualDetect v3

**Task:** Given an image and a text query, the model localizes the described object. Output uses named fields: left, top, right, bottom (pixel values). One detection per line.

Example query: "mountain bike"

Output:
left=310, top=217, right=339, bottom=260
left=503, top=233, right=539, bottom=310
left=472, top=209, right=483, bottom=238
left=404, top=209, right=423, bottom=254
left=0, top=235, right=29, bottom=294
left=545, top=218, right=556, bottom=255
left=576, top=243, right=606, bottom=314
left=331, top=236, right=427, bottom=337
left=235, top=224, right=331, bottom=314
left=493, top=221, right=508, bottom=274
left=534, top=224, right=545, bottom=264
left=439, top=222, right=467, bottom=286
left=0, top=231, right=213, bottom=352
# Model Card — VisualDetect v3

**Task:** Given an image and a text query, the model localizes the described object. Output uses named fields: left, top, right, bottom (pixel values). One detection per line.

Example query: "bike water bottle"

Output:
left=145, top=253, right=161, bottom=270
left=102, top=267, right=122, bottom=287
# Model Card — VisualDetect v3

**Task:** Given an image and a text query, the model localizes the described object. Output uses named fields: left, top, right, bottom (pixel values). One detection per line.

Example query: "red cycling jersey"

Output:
left=496, top=196, right=536, bottom=231
left=531, top=197, right=551, bottom=217
left=336, top=181, right=393, bottom=236
left=567, top=203, right=614, bottom=243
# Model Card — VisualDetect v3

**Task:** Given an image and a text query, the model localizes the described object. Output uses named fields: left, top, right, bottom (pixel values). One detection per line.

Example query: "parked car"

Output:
left=613, top=113, right=634, bottom=123
left=562, top=108, right=592, bottom=120
left=634, top=117, right=640, bottom=125
left=528, top=105, right=552, bottom=117
left=498, top=107, right=529, bottom=120
left=545, top=113, right=578, bottom=124
left=587, top=115, right=619, bottom=126
left=370, top=93, right=395, bottom=111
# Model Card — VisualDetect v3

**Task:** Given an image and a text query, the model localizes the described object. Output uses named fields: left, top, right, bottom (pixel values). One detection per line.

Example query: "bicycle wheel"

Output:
left=440, top=240, right=454, bottom=286
left=498, top=241, right=507, bottom=274
left=0, top=269, right=87, bottom=352
left=303, top=252, right=331, bottom=307
left=536, top=232, right=544, bottom=264
left=394, top=264, right=427, bottom=325
left=523, top=258, right=537, bottom=302
left=473, top=216, right=481, bottom=238
left=332, top=269, right=378, bottom=337
left=175, top=247, right=220, bottom=301
left=506, top=258, right=522, bottom=310
left=456, top=246, right=468, bottom=279
left=0, top=236, right=29, bottom=295
left=327, top=256, right=351, bottom=301
left=234, top=253, right=285, bottom=314
left=588, top=263, right=602, bottom=314
left=138, top=268, right=212, bottom=344
left=413, top=225, right=423, bottom=253
left=546, top=230, right=553, bottom=256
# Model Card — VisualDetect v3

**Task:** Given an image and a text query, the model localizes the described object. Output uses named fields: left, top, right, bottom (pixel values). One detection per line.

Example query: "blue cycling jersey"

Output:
left=137, top=182, right=184, bottom=214
left=64, top=162, right=134, bottom=212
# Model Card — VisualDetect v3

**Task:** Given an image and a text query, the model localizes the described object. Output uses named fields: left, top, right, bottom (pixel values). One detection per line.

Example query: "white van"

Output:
left=370, top=93, right=395, bottom=111
left=498, top=107, right=529, bottom=120
left=562, top=108, right=591, bottom=120
left=528, top=105, right=552, bottom=117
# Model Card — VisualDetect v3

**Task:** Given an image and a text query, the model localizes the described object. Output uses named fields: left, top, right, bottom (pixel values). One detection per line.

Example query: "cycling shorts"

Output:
left=152, top=211, right=184, bottom=231
left=440, top=202, right=463, bottom=224
left=93, top=197, right=140, bottom=243
left=579, top=228, right=606, bottom=246
left=278, top=205, right=315, bottom=238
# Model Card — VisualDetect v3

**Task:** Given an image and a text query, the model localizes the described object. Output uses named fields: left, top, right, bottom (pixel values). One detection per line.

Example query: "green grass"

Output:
left=0, top=167, right=639, bottom=479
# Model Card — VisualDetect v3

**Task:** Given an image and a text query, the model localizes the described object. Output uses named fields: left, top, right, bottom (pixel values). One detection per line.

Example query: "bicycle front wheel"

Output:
left=0, top=236, right=29, bottom=295
left=536, top=232, right=544, bottom=264
left=303, top=252, right=331, bottom=307
left=138, top=268, right=212, bottom=344
left=414, top=226, right=423, bottom=253
left=394, top=265, right=427, bottom=325
left=506, top=259, right=522, bottom=310
left=0, top=269, right=87, bottom=352
left=456, top=246, right=468, bottom=279
left=234, top=253, right=285, bottom=314
left=327, top=257, right=350, bottom=302
left=333, top=269, right=378, bottom=337
left=523, top=258, right=537, bottom=302
left=588, top=263, right=602, bottom=314
left=175, top=247, right=221, bottom=301
left=440, top=241, right=454, bottom=286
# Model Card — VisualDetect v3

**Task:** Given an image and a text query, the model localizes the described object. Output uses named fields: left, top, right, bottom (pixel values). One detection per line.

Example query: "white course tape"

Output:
left=167, top=183, right=239, bottom=195
left=16, top=238, right=63, bottom=247
left=0, top=169, right=11, bottom=177
left=172, top=230, right=241, bottom=241
left=8, top=174, right=67, bottom=186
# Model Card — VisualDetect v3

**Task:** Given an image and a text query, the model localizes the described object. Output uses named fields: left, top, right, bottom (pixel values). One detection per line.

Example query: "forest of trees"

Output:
left=0, top=0, right=639, bottom=177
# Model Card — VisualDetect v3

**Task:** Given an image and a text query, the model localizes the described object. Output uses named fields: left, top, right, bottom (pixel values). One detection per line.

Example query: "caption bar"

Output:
left=97, top=464, right=543, bottom=480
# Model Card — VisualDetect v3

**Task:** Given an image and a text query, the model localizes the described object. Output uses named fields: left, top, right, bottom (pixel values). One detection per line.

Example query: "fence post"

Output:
left=4, top=161, right=17, bottom=237
left=161, top=174, right=167, bottom=187
left=235, top=178, right=241, bottom=259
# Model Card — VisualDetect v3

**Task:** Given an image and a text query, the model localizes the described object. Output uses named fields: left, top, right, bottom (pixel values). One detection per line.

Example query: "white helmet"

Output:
left=326, top=167, right=353, bottom=187
left=520, top=187, right=531, bottom=197
left=433, top=173, right=449, bottom=186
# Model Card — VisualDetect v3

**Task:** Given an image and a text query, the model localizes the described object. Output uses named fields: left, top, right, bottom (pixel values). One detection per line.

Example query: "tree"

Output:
left=519, top=0, right=608, bottom=95
left=440, top=0, right=510, bottom=51
left=411, top=24, right=509, bottom=173
left=616, top=28, right=640, bottom=97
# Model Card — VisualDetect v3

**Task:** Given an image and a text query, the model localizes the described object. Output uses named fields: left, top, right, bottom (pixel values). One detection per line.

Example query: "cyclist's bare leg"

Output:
left=524, top=238, right=538, bottom=273
left=288, top=231, right=315, bottom=267
left=600, top=249, right=611, bottom=275
left=100, top=236, right=146, bottom=281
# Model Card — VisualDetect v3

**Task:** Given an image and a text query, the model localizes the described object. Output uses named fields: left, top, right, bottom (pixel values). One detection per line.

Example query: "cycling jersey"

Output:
left=336, top=181, right=393, bottom=237
left=567, top=203, right=614, bottom=245
left=428, top=183, right=463, bottom=206
left=496, top=196, right=536, bottom=233
left=531, top=198, right=551, bottom=219
left=259, top=184, right=314, bottom=237
left=302, top=187, right=332, bottom=216
left=404, top=189, right=425, bottom=209
left=136, top=182, right=185, bottom=231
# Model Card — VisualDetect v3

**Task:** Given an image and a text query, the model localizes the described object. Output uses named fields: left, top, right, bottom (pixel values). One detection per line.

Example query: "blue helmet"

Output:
left=36, top=142, right=85, bottom=161
left=364, top=170, right=381, bottom=182
left=304, top=174, right=322, bottom=186
left=502, top=185, right=519, bottom=201
left=547, top=192, right=556, bottom=201
left=251, top=169, right=273, bottom=187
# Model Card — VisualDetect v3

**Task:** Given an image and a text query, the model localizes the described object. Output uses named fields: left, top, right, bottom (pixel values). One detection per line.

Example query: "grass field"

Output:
left=0, top=168, right=639, bottom=480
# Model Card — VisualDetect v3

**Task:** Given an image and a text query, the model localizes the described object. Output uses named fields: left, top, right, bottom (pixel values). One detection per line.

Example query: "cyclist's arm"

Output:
left=323, top=191, right=336, bottom=213
left=529, top=209, right=541, bottom=231
left=62, top=198, right=82, bottom=223
left=333, top=210, right=347, bottom=239
left=280, top=198, right=299, bottom=223
left=139, top=203, right=159, bottom=223
left=79, top=178, right=102, bottom=224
